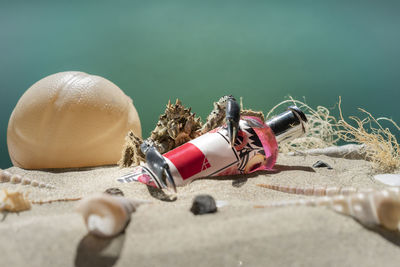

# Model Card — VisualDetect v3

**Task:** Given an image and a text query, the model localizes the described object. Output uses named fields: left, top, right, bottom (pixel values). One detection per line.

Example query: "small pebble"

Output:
left=31, top=180, right=39, bottom=187
left=104, top=187, right=124, bottom=196
left=312, top=160, right=333, bottom=169
left=190, top=194, right=217, bottom=215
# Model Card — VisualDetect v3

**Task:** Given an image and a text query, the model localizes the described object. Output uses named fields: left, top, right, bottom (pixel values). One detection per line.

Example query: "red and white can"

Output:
left=118, top=116, right=279, bottom=189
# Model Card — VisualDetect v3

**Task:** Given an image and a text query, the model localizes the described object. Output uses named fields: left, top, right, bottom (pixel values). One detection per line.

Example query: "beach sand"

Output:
left=1, top=154, right=400, bottom=267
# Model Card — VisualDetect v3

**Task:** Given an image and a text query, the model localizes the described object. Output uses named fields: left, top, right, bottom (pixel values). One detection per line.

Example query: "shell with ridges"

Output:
left=258, top=188, right=400, bottom=231
left=257, top=183, right=373, bottom=196
left=76, top=194, right=149, bottom=237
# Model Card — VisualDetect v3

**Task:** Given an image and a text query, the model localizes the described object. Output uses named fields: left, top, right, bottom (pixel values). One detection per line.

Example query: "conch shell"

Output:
left=257, top=183, right=372, bottom=196
left=257, top=188, right=400, bottom=231
left=76, top=194, right=149, bottom=237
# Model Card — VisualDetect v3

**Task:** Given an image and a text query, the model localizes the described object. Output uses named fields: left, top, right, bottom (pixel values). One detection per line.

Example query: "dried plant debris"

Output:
left=266, top=97, right=338, bottom=153
left=150, top=99, right=203, bottom=152
left=269, top=96, right=399, bottom=172
left=118, top=131, right=146, bottom=167
left=76, top=194, right=149, bottom=237
left=119, top=96, right=265, bottom=167
left=119, top=99, right=202, bottom=167
left=337, top=97, right=400, bottom=172
left=0, top=189, right=31, bottom=212
left=201, top=95, right=264, bottom=134
left=200, top=95, right=232, bottom=134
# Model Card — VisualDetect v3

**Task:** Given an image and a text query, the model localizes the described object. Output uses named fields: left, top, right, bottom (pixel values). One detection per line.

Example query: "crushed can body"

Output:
left=118, top=116, right=278, bottom=189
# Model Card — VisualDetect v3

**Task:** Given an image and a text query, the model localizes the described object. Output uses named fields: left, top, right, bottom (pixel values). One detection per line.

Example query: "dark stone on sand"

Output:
left=190, top=195, right=217, bottom=215
left=312, top=160, right=333, bottom=169
left=104, top=187, right=124, bottom=196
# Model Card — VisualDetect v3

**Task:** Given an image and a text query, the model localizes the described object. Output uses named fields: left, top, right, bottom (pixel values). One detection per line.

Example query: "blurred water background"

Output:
left=1, top=0, right=399, bottom=168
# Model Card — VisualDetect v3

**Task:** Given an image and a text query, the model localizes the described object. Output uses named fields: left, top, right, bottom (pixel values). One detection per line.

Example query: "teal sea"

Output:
left=1, top=0, right=399, bottom=168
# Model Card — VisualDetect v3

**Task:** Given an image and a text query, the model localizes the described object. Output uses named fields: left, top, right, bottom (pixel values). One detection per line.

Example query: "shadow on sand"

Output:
left=202, top=163, right=316, bottom=188
left=75, top=231, right=127, bottom=267
left=366, top=225, right=400, bottom=247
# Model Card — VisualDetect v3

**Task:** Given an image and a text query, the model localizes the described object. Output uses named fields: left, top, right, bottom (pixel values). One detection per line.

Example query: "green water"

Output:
left=1, top=0, right=399, bottom=168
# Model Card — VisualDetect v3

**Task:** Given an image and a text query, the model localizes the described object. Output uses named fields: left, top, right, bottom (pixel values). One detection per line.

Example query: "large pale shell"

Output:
left=76, top=194, right=146, bottom=237
left=7, top=71, right=141, bottom=169
left=263, top=188, right=400, bottom=231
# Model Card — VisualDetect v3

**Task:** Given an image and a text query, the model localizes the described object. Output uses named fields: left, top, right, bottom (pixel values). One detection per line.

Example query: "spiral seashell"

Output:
left=0, top=169, right=54, bottom=189
left=76, top=194, right=149, bottom=237
left=257, top=183, right=373, bottom=196
left=257, top=188, right=400, bottom=231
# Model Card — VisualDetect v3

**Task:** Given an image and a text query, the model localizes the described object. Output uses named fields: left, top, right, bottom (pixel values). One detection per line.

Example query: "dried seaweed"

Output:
left=266, top=96, right=338, bottom=153
left=268, top=96, right=399, bottom=172
left=336, top=97, right=400, bottom=173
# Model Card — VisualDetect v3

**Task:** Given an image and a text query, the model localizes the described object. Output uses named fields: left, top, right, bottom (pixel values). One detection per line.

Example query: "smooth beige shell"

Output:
left=7, top=71, right=141, bottom=169
left=76, top=194, right=148, bottom=237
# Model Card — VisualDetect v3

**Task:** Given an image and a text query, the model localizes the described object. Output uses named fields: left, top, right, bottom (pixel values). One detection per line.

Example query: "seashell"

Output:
left=76, top=194, right=149, bottom=237
left=31, top=197, right=81, bottom=205
left=257, top=183, right=372, bottom=196
left=21, top=177, right=31, bottom=185
left=0, top=170, right=11, bottom=183
left=373, top=174, right=400, bottom=186
left=10, top=174, right=22, bottom=184
left=0, top=169, right=54, bottom=189
left=0, top=189, right=31, bottom=212
left=257, top=188, right=400, bottom=231
left=286, top=144, right=367, bottom=160
left=7, top=71, right=141, bottom=169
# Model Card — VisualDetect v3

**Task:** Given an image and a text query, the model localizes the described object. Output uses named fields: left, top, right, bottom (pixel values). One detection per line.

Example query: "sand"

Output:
left=1, top=154, right=400, bottom=267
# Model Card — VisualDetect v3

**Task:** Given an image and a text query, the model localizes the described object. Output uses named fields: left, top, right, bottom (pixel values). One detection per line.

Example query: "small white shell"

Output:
left=0, top=189, right=31, bottom=212
left=76, top=194, right=149, bottom=237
